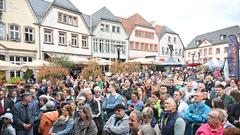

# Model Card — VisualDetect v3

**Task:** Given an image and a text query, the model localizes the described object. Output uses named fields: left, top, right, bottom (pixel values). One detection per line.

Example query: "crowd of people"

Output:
left=0, top=67, right=240, bottom=135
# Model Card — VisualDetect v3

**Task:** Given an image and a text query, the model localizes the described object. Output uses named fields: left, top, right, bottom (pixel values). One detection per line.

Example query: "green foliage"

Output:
left=0, top=71, right=6, bottom=82
left=52, top=57, right=74, bottom=69
left=7, top=77, right=23, bottom=84
left=23, top=69, right=33, bottom=80
left=80, top=61, right=103, bottom=80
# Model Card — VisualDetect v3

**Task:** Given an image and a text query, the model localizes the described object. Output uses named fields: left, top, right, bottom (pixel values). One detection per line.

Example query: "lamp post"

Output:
left=115, top=44, right=123, bottom=61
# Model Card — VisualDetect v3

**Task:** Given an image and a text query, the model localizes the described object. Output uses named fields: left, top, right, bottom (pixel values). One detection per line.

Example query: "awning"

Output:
left=46, top=53, right=89, bottom=64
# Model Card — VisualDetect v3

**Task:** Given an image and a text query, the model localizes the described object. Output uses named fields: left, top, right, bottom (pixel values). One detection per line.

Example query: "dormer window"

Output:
left=196, top=40, right=201, bottom=45
left=0, top=0, right=4, bottom=11
left=220, top=34, right=227, bottom=40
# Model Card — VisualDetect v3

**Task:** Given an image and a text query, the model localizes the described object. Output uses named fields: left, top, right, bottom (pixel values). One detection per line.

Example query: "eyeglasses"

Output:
left=115, top=109, right=124, bottom=112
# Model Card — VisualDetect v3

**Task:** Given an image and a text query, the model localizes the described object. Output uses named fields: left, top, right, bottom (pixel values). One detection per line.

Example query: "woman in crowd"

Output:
left=50, top=105, right=74, bottom=135
left=71, top=105, right=98, bottom=135
left=126, top=90, right=144, bottom=115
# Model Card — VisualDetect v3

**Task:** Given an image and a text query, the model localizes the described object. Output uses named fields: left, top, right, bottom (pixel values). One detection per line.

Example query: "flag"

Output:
left=227, top=35, right=239, bottom=80
left=223, top=59, right=229, bottom=79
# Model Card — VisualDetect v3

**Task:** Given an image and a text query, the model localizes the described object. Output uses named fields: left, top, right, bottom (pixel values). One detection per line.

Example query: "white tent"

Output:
left=0, top=60, right=21, bottom=70
left=90, top=58, right=112, bottom=65
left=126, top=58, right=156, bottom=64
left=68, top=56, right=88, bottom=64
left=21, top=60, right=50, bottom=69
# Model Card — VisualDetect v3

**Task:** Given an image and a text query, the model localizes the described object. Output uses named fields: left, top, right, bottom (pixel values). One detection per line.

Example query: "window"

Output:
left=24, top=27, right=34, bottom=42
left=188, top=52, right=191, bottom=58
left=71, top=34, right=78, bottom=47
left=99, top=39, right=104, bottom=52
left=130, top=41, right=134, bottom=49
left=0, top=23, right=5, bottom=39
left=122, top=42, right=126, bottom=54
left=224, top=47, right=228, bottom=53
left=150, top=44, right=153, bottom=51
left=100, top=24, right=104, bottom=31
left=135, top=42, right=139, bottom=50
left=220, top=34, right=227, bottom=40
left=162, top=47, right=165, bottom=54
left=204, top=49, right=207, bottom=56
left=154, top=44, right=157, bottom=51
left=58, top=12, right=78, bottom=26
left=111, top=41, right=115, bottom=53
left=196, top=40, right=201, bottom=45
left=82, top=36, right=88, bottom=48
left=175, top=48, right=178, bottom=55
left=112, top=26, right=116, bottom=33
left=105, top=25, right=109, bottom=32
left=216, top=48, right=220, bottom=54
left=208, top=48, right=212, bottom=55
left=116, top=27, right=120, bottom=33
left=168, top=36, right=171, bottom=43
left=166, top=47, right=169, bottom=54
left=9, top=25, right=20, bottom=41
left=179, top=49, right=182, bottom=55
left=44, top=29, right=53, bottom=44
left=105, top=40, right=110, bottom=53
left=0, top=0, right=4, bottom=11
left=173, top=37, right=176, bottom=43
left=93, top=38, right=98, bottom=52
left=58, top=32, right=66, bottom=45
left=141, top=43, right=144, bottom=50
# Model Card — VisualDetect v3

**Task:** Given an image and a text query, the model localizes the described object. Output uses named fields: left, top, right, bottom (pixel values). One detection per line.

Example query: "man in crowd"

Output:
left=12, top=92, right=34, bottom=135
left=159, top=97, right=186, bottom=135
left=128, top=110, right=143, bottom=135
left=173, top=90, right=188, bottom=115
left=103, top=104, right=129, bottom=135
left=103, top=83, right=123, bottom=119
left=182, top=91, right=211, bottom=135
left=122, top=79, right=133, bottom=101
left=195, top=109, right=225, bottom=135
left=213, top=84, right=235, bottom=108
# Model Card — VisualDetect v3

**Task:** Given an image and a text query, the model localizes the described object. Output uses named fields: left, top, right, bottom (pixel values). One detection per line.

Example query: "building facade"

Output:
left=0, top=0, right=39, bottom=79
left=83, top=7, right=128, bottom=62
left=29, top=0, right=91, bottom=60
left=185, top=25, right=240, bottom=64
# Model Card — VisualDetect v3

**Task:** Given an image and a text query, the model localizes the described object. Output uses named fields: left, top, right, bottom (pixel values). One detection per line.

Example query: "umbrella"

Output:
left=126, top=58, right=155, bottom=64
left=68, top=56, right=88, bottom=64
left=0, top=60, right=21, bottom=70
left=90, top=58, right=112, bottom=65
left=21, top=60, right=50, bottom=69
left=203, top=59, right=224, bottom=70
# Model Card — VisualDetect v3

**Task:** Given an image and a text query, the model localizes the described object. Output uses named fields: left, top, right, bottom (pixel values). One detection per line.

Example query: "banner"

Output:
left=227, top=35, right=239, bottom=79
left=223, top=59, right=229, bottom=79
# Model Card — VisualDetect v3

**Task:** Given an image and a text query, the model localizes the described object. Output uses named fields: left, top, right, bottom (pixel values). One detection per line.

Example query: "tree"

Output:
left=80, top=61, right=103, bottom=80
left=110, top=61, right=125, bottom=74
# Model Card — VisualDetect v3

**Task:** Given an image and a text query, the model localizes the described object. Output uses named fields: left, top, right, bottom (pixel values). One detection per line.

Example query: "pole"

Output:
left=117, top=48, right=120, bottom=61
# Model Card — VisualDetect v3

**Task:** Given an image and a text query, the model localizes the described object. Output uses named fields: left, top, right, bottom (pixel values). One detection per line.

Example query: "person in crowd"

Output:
left=126, top=91, right=144, bottom=115
left=103, top=104, right=129, bottom=135
left=71, top=105, right=98, bottom=135
left=167, top=79, right=176, bottom=96
left=151, top=91, right=162, bottom=120
left=228, top=100, right=240, bottom=128
left=122, top=79, right=133, bottom=101
left=137, top=124, right=157, bottom=135
left=223, top=127, right=240, bottom=135
left=195, top=109, right=224, bottom=135
left=82, top=88, right=102, bottom=134
left=182, top=91, right=211, bottom=135
left=225, top=78, right=238, bottom=95
left=159, top=97, right=186, bottom=135
left=173, top=90, right=188, bottom=115
left=204, top=76, right=215, bottom=93
left=213, top=84, right=235, bottom=107
left=159, top=85, right=170, bottom=105
left=0, top=113, right=15, bottom=135
left=38, top=101, right=58, bottom=135
left=12, top=92, right=34, bottom=135
left=102, top=83, right=123, bottom=119
left=183, top=82, right=195, bottom=103
left=8, top=89, right=20, bottom=103
left=143, top=79, right=154, bottom=102
left=29, top=88, right=40, bottom=135
left=93, top=86, right=104, bottom=103
left=128, top=110, right=143, bottom=135
left=197, top=83, right=206, bottom=92
left=229, top=90, right=240, bottom=103
left=141, top=107, right=159, bottom=135
left=39, top=79, right=48, bottom=96
left=51, top=105, right=74, bottom=135
left=137, top=87, right=144, bottom=101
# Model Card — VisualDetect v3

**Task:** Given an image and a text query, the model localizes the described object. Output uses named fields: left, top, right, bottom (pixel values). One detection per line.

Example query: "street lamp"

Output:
left=115, top=44, right=123, bottom=61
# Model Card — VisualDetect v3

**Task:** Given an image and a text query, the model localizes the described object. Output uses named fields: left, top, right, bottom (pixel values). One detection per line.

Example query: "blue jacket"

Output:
left=102, top=93, right=122, bottom=110
left=182, top=101, right=211, bottom=123
left=126, top=100, right=144, bottom=111
left=52, top=117, right=74, bottom=135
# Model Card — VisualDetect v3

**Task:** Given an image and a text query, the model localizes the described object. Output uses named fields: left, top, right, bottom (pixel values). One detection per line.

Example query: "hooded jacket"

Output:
left=38, top=111, right=59, bottom=135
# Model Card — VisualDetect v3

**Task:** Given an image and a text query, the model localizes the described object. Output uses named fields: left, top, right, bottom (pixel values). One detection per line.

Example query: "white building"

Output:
left=83, top=7, right=128, bottom=61
left=185, top=25, right=240, bottom=64
left=156, top=25, right=184, bottom=62
left=29, top=0, right=91, bottom=60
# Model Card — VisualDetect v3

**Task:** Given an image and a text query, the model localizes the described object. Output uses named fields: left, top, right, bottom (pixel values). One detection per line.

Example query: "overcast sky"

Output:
left=49, top=0, right=240, bottom=46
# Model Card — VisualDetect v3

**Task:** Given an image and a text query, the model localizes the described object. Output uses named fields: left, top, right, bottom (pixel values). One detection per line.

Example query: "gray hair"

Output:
left=132, top=110, right=143, bottom=123
left=139, top=124, right=156, bottom=135
left=82, top=87, right=92, bottom=95
left=142, top=107, right=153, bottom=124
